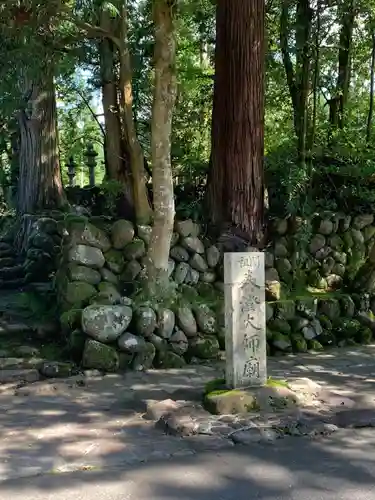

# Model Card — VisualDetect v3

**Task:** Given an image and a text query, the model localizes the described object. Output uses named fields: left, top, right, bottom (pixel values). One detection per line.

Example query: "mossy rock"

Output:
left=104, top=249, right=125, bottom=274
left=267, top=318, right=291, bottom=335
left=276, top=300, right=295, bottom=320
left=318, top=330, right=336, bottom=347
left=124, top=239, right=146, bottom=260
left=296, top=297, right=318, bottom=319
left=188, top=335, right=220, bottom=359
left=204, top=389, right=258, bottom=414
left=67, top=329, right=86, bottom=362
left=307, top=339, right=323, bottom=351
left=318, top=298, right=341, bottom=320
left=317, top=314, right=333, bottom=331
left=82, top=339, right=119, bottom=372
left=291, top=333, right=308, bottom=353
left=60, top=309, right=83, bottom=334
left=157, top=350, right=186, bottom=368
left=63, top=281, right=96, bottom=308
left=334, top=318, right=361, bottom=340
left=355, top=326, right=373, bottom=344
left=271, top=332, right=292, bottom=352
left=340, top=295, right=356, bottom=318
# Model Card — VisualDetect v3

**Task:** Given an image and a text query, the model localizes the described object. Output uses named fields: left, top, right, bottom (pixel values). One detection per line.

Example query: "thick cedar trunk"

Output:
left=367, top=29, right=375, bottom=144
left=207, top=0, right=265, bottom=245
left=146, top=0, right=177, bottom=293
left=118, top=2, right=152, bottom=224
left=17, top=72, right=65, bottom=215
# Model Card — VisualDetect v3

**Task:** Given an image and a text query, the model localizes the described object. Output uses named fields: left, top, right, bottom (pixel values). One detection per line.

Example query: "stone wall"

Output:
left=54, top=211, right=375, bottom=372
left=56, top=216, right=225, bottom=371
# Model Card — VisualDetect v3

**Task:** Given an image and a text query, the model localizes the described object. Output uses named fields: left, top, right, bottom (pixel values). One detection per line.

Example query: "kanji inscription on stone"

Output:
left=224, top=252, right=266, bottom=388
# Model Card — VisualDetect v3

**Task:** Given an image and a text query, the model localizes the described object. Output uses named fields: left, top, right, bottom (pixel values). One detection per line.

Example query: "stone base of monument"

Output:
left=149, top=377, right=343, bottom=444
left=202, top=377, right=320, bottom=415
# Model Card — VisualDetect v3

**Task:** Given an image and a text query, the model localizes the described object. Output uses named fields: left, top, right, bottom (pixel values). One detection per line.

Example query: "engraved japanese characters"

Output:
left=224, top=252, right=266, bottom=388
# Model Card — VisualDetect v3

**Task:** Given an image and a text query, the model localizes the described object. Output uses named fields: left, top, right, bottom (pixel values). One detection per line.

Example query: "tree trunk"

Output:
left=118, top=2, right=152, bottom=224
left=146, top=0, right=177, bottom=295
left=367, top=29, right=375, bottom=144
left=17, top=72, right=65, bottom=216
left=308, top=0, right=321, bottom=151
left=280, top=0, right=312, bottom=167
left=206, top=0, right=265, bottom=245
left=336, top=0, right=355, bottom=129
left=99, top=7, right=135, bottom=216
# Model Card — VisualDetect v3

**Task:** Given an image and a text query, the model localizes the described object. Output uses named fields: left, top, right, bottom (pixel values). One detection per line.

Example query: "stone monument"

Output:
left=224, top=252, right=267, bottom=388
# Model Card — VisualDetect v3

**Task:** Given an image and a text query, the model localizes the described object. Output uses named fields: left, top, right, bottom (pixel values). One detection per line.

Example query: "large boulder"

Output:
left=69, top=221, right=111, bottom=252
left=181, top=236, right=205, bottom=254
left=82, top=304, right=132, bottom=343
left=156, top=309, right=175, bottom=339
left=176, top=306, right=198, bottom=337
left=124, top=239, right=146, bottom=260
left=134, top=306, right=157, bottom=337
left=104, top=249, right=125, bottom=274
left=68, top=244, right=105, bottom=269
left=82, top=339, right=119, bottom=372
left=111, top=220, right=135, bottom=249
left=67, top=264, right=101, bottom=285
left=188, top=335, right=220, bottom=359
left=206, top=245, right=220, bottom=268
left=63, top=282, right=96, bottom=308
left=194, top=305, right=216, bottom=334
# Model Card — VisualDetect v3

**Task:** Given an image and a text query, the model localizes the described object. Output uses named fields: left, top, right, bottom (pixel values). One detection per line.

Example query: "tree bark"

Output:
left=146, top=0, right=177, bottom=294
left=367, top=28, right=375, bottom=144
left=118, top=1, right=152, bottom=224
left=17, top=72, right=65, bottom=215
left=280, top=0, right=312, bottom=167
left=335, top=0, right=355, bottom=129
left=308, top=0, right=321, bottom=151
left=206, top=0, right=265, bottom=245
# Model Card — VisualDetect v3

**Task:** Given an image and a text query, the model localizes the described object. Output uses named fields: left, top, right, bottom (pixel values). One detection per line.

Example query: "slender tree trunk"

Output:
left=99, top=11, right=123, bottom=181
left=280, top=0, right=312, bottom=167
left=309, top=0, right=321, bottom=151
left=17, top=72, right=65, bottom=215
left=336, top=0, right=355, bottom=129
left=146, top=0, right=177, bottom=295
left=207, top=0, right=265, bottom=244
left=367, top=29, right=375, bottom=144
left=99, top=8, right=135, bottom=215
left=118, top=2, right=152, bottom=224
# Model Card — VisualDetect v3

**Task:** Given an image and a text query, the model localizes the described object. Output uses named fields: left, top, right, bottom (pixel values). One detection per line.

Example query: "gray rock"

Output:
left=169, top=329, right=188, bottom=355
left=319, top=299, right=341, bottom=320
left=124, top=239, right=146, bottom=260
left=156, top=309, right=175, bottom=339
left=82, top=304, right=132, bottom=343
left=317, top=219, right=333, bottom=235
left=326, top=274, right=343, bottom=289
left=309, top=234, right=326, bottom=254
left=69, top=221, right=111, bottom=252
left=328, top=235, right=343, bottom=250
left=181, top=236, right=205, bottom=254
left=100, top=267, right=119, bottom=285
left=274, top=242, right=288, bottom=258
left=175, top=219, right=195, bottom=238
left=265, top=251, right=274, bottom=268
left=170, top=245, right=189, bottom=262
left=353, top=214, right=374, bottom=230
left=119, top=296, right=133, bottom=307
left=137, top=224, right=152, bottom=244
left=68, top=244, right=105, bottom=269
left=97, top=282, right=121, bottom=303
left=340, top=295, right=355, bottom=318
left=133, top=342, right=156, bottom=371
left=82, top=339, right=119, bottom=372
left=177, top=306, right=198, bottom=337
left=171, top=232, right=180, bottom=247
left=104, top=249, right=125, bottom=274
left=121, top=260, right=142, bottom=282
left=63, top=281, right=97, bottom=307
left=189, top=254, right=208, bottom=272
left=118, top=332, right=147, bottom=353
left=321, top=257, right=335, bottom=277
left=67, top=264, right=102, bottom=285
left=195, top=305, right=216, bottom=334
left=200, top=271, right=216, bottom=283
left=185, top=267, right=200, bottom=285
left=363, top=225, right=375, bottom=242
left=231, top=427, right=279, bottom=444
left=332, top=251, right=347, bottom=264
left=168, top=259, right=175, bottom=277
left=273, top=218, right=288, bottom=235
left=302, top=325, right=317, bottom=340
left=173, top=262, right=190, bottom=284
left=111, top=219, right=135, bottom=249
left=148, top=333, right=168, bottom=352
left=135, top=306, right=157, bottom=337
left=0, top=369, right=40, bottom=384
left=272, top=333, right=292, bottom=351
left=158, top=351, right=186, bottom=368
left=351, top=229, right=365, bottom=246
left=206, top=245, right=221, bottom=268
left=332, top=263, right=345, bottom=277
left=189, top=335, right=220, bottom=359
